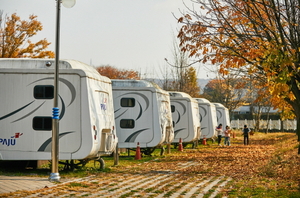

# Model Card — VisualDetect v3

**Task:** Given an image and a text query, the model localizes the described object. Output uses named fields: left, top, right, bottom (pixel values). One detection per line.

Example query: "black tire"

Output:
left=95, top=158, right=105, bottom=170
left=142, top=148, right=155, bottom=156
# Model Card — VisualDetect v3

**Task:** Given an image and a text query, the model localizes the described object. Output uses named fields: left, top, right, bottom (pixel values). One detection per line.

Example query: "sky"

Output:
left=1, top=0, right=216, bottom=79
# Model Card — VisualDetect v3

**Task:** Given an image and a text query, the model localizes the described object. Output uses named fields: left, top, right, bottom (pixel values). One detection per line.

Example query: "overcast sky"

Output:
left=1, top=0, right=216, bottom=79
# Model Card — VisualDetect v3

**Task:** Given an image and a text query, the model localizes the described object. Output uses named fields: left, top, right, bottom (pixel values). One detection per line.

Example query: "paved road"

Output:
left=0, top=175, right=56, bottom=194
left=0, top=162, right=231, bottom=198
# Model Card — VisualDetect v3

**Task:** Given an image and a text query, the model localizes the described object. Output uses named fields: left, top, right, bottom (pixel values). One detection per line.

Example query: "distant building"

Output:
left=232, top=105, right=280, bottom=120
left=232, top=105, right=279, bottom=114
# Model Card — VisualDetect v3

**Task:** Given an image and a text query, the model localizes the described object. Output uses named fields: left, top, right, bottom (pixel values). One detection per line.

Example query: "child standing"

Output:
left=224, top=125, right=231, bottom=146
left=215, top=124, right=223, bottom=146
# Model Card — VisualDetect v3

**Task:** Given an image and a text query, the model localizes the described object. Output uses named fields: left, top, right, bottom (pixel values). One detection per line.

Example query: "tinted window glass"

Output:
left=34, top=85, right=54, bottom=99
left=33, top=117, right=52, bottom=130
left=121, top=98, right=135, bottom=107
left=120, top=119, right=135, bottom=128
left=171, top=105, right=175, bottom=113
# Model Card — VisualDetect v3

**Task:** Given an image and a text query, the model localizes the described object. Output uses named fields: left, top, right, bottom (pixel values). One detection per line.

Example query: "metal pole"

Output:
left=113, top=143, right=119, bottom=165
left=49, top=0, right=61, bottom=182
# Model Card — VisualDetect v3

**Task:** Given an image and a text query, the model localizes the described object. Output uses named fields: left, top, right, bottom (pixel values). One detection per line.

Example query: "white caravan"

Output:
left=195, top=98, right=218, bottom=139
left=169, top=92, right=201, bottom=144
left=213, top=103, right=231, bottom=130
left=0, top=58, right=117, bottom=165
left=112, top=80, right=174, bottom=154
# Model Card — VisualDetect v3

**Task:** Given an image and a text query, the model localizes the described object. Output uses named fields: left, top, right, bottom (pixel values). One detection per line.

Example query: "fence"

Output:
left=230, top=119, right=297, bottom=131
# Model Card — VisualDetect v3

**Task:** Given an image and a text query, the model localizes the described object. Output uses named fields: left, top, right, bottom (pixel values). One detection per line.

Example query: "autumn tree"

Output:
left=247, top=78, right=279, bottom=131
left=163, top=35, right=201, bottom=96
left=161, top=64, right=201, bottom=97
left=0, top=12, right=54, bottom=58
left=202, top=76, right=248, bottom=115
left=155, top=64, right=201, bottom=97
left=177, top=0, right=300, bottom=153
left=181, top=66, right=201, bottom=97
left=202, top=79, right=224, bottom=103
left=96, top=65, right=140, bottom=80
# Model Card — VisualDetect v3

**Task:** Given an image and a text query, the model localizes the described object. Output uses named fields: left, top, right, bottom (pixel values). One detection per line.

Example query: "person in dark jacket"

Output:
left=242, top=125, right=251, bottom=145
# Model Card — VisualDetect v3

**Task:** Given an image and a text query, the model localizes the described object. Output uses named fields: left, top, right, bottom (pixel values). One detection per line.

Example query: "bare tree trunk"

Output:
left=266, top=119, right=269, bottom=134
left=290, top=104, right=300, bottom=154
left=296, top=117, right=300, bottom=154
left=295, top=114, right=300, bottom=155
left=265, top=107, right=271, bottom=134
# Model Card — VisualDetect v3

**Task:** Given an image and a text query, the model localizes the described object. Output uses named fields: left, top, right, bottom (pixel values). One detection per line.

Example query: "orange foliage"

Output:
left=177, top=0, right=298, bottom=90
left=177, top=0, right=300, bottom=135
left=0, top=13, right=54, bottom=58
left=96, top=65, right=140, bottom=80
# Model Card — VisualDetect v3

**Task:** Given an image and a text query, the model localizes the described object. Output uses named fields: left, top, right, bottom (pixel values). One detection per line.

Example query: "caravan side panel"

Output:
left=170, top=92, right=201, bottom=143
left=113, top=89, right=161, bottom=148
left=196, top=98, right=218, bottom=139
left=214, top=103, right=231, bottom=130
left=0, top=59, right=117, bottom=160
left=0, top=70, right=84, bottom=160
left=112, top=79, right=173, bottom=149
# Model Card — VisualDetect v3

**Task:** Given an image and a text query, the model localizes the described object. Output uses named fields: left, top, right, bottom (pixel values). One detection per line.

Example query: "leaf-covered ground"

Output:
left=110, top=132, right=300, bottom=197
left=0, top=132, right=299, bottom=197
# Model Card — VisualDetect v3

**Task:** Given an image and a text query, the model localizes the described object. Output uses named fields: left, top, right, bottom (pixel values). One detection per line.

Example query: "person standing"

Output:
left=242, top=125, right=251, bottom=145
left=224, top=125, right=231, bottom=146
left=216, top=124, right=223, bottom=146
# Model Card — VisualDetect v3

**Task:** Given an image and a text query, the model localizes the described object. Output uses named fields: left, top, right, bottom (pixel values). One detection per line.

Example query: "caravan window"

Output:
left=33, top=117, right=52, bottom=130
left=34, top=85, right=54, bottom=99
left=171, top=105, right=175, bottom=113
left=121, top=98, right=135, bottom=107
left=120, top=119, right=135, bottom=128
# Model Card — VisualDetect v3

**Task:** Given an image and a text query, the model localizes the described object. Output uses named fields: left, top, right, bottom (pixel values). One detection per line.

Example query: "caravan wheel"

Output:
left=60, top=160, right=88, bottom=171
left=60, top=160, right=75, bottom=171
left=94, top=158, right=105, bottom=170
left=142, top=148, right=156, bottom=156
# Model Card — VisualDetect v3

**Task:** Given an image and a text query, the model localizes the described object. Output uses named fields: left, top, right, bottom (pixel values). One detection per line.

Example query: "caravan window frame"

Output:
left=34, top=85, right=54, bottom=99
left=32, top=116, right=52, bottom=131
left=120, top=119, right=135, bottom=128
left=120, top=98, right=135, bottom=107
left=171, top=105, right=175, bottom=113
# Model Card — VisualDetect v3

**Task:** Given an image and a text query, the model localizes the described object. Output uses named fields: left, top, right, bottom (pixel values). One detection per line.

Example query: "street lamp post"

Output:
left=49, top=0, right=76, bottom=182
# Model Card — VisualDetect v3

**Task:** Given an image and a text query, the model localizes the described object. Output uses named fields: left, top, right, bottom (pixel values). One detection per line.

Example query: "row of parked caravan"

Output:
left=0, top=59, right=230, bottom=165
